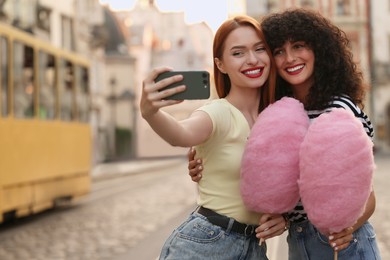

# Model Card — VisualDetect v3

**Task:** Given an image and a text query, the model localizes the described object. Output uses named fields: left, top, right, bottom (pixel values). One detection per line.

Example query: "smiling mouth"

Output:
left=242, top=67, right=263, bottom=77
left=286, top=64, right=304, bottom=73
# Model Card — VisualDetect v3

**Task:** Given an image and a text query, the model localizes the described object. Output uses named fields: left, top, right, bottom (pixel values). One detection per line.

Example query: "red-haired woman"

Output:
left=140, top=15, right=286, bottom=259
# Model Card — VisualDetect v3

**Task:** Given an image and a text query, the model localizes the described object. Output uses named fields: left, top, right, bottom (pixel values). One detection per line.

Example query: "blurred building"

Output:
left=371, top=0, right=390, bottom=150
left=111, top=0, right=214, bottom=158
left=100, top=7, right=137, bottom=161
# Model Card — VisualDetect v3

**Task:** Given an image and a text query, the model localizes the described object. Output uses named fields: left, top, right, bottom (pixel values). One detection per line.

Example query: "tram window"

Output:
left=76, top=66, right=90, bottom=122
left=38, top=51, right=56, bottom=119
left=13, top=42, right=34, bottom=119
left=59, top=59, right=75, bottom=121
left=1, top=36, right=8, bottom=117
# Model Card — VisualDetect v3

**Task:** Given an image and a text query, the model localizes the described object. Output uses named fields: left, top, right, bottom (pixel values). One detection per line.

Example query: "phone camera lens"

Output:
left=203, top=80, right=208, bottom=84
left=202, top=73, right=207, bottom=78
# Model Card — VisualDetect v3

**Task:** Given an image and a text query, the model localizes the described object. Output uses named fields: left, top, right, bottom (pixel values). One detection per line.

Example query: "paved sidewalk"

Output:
left=91, top=156, right=186, bottom=181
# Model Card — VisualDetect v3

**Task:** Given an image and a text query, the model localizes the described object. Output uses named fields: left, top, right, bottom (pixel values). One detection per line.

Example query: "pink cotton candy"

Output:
left=299, top=109, right=375, bottom=234
left=240, top=97, right=310, bottom=213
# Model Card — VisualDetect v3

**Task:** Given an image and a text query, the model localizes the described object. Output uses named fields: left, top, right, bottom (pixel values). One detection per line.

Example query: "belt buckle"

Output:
left=244, top=224, right=255, bottom=236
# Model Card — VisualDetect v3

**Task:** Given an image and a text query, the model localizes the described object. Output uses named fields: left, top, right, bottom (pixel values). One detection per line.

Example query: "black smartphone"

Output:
left=155, top=71, right=210, bottom=100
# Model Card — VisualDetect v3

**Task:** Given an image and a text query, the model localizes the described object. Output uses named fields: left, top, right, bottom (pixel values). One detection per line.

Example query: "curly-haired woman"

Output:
left=261, top=8, right=381, bottom=260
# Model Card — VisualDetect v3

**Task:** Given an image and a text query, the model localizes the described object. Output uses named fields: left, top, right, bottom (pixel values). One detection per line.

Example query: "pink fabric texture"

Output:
left=299, top=109, right=375, bottom=234
left=240, top=97, right=310, bottom=213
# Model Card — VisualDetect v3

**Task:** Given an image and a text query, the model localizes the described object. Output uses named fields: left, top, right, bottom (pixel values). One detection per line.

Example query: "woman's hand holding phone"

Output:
left=140, top=67, right=186, bottom=119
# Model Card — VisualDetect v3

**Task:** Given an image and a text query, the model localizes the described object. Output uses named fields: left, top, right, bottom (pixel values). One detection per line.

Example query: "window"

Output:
left=1, top=36, right=8, bottom=116
left=301, top=0, right=314, bottom=8
left=76, top=66, right=89, bottom=122
left=10, top=0, right=35, bottom=32
left=61, top=15, right=75, bottom=51
left=36, top=5, right=51, bottom=33
left=336, top=0, right=351, bottom=15
left=38, top=51, right=56, bottom=119
left=59, top=59, right=74, bottom=121
left=13, top=42, right=34, bottom=118
left=267, top=0, right=278, bottom=13
left=388, top=34, right=390, bottom=77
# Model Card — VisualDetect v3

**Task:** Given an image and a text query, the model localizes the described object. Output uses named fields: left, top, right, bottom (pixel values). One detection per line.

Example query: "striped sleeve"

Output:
left=328, top=95, right=374, bottom=139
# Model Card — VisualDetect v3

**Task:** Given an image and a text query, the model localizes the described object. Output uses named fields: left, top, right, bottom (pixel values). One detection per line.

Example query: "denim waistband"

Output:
left=197, top=206, right=258, bottom=237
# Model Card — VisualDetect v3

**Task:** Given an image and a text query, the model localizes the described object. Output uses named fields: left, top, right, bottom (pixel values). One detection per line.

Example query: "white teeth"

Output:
left=244, top=69, right=261, bottom=75
left=287, top=65, right=304, bottom=72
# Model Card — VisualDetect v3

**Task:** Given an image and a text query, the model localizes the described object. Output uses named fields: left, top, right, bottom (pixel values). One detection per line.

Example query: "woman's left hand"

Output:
left=256, top=213, right=287, bottom=240
left=328, top=226, right=354, bottom=251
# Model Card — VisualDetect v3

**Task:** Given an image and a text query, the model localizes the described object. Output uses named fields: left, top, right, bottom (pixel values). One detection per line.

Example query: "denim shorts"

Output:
left=159, top=210, right=268, bottom=260
left=287, top=220, right=381, bottom=260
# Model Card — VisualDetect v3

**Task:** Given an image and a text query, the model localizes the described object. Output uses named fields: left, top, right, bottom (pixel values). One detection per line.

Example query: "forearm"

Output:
left=143, top=109, right=188, bottom=147
left=352, top=191, right=376, bottom=232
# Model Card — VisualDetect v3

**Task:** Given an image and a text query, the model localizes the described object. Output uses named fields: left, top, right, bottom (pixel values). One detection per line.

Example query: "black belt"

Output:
left=197, top=206, right=258, bottom=237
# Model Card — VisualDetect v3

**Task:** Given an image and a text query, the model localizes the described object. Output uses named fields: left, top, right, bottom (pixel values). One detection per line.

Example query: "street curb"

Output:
left=91, top=157, right=186, bottom=182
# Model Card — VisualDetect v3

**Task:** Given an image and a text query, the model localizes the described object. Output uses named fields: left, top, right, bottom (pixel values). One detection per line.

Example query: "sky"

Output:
left=99, top=0, right=228, bottom=32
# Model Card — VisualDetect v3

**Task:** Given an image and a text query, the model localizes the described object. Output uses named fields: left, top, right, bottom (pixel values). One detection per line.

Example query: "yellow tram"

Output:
left=0, top=22, right=92, bottom=223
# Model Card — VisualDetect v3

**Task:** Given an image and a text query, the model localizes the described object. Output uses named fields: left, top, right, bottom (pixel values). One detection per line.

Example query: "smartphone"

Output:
left=155, top=70, right=210, bottom=100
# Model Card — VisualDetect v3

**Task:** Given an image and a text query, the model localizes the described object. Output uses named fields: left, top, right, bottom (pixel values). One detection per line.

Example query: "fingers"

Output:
left=190, top=170, right=202, bottom=182
left=144, top=67, right=184, bottom=97
left=144, top=67, right=172, bottom=83
left=187, top=148, right=203, bottom=182
left=256, top=214, right=286, bottom=240
left=329, top=235, right=353, bottom=251
left=141, top=67, right=186, bottom=113
left=145, top=81, right=185, bottom=102
left=147, top=82, right=185, bottom=101
left=188, top=163, right=203, bottom=182
left=187, top=147, right=198, bottom=172
left=188, top=160, right=203, bottom=182
left=188, top=147, right=196, bottom=161
left=328, top=227, right=354, bottom=251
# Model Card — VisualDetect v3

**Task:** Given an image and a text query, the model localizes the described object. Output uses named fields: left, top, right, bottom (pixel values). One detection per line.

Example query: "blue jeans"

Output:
left=159, top=211, right=268, bottom=260
left=287, top=220, right=381, bottom=260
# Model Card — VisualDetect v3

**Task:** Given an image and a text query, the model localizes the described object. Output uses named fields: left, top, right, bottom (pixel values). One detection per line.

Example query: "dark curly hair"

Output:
left=261, top=8, right=367, bottom=110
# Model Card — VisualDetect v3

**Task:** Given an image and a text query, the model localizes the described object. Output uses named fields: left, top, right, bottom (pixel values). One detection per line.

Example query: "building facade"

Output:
left=112, top=0, right=214, bottom=158
left=371, top=0, right=390, bottom=149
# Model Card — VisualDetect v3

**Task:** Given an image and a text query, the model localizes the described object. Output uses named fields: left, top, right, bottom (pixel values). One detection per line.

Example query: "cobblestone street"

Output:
left=369, top=152, right=390, bottom=260
left=0, top=158, right=197, bottom=260
left=0, top=154, right=388, bottom=260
